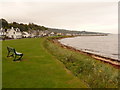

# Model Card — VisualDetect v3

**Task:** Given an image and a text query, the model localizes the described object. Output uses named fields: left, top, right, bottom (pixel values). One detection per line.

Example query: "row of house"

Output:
left=0, top=27, right=23, bottom=39
left=0, top=27, right=72, bottom=39
left=0, top=27, right=106, bottom=39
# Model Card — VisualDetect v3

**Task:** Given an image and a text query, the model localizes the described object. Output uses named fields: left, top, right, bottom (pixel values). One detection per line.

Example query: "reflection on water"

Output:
left=59, top=34, right=119, bottom=61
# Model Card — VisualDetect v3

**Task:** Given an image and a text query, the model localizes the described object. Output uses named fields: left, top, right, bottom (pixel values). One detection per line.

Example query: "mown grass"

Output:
left=44, top=37, right=120, bottom=88
left=2, top=38, right=87, bottom=88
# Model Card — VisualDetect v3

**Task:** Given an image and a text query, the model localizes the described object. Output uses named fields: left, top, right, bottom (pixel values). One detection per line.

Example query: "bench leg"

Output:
left=13, top=55, right=17, bottom=61
left=18, top=54, right=23, bottom=61
left=13, top=54, right=23, bottom=61
left=7, top=51, right=10, bottom=57
left=7, top=52, right=14, bottom=57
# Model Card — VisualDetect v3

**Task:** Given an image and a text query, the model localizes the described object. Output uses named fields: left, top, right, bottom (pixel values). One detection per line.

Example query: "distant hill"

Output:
left=48, top=28, right=107, bottom=35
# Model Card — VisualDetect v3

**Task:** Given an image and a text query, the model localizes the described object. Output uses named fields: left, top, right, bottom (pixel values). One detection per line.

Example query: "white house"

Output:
left=0, top=28, right=3, bottom=36
left=22, top=31, right=30, bottom=38
left=0, top=28, right=6, bottom=36
left=66, top=33, right=72, bottom=36
left=28, top=30, right=37, bottom=38
left=6, top=27, right=22, bottom=39
left=15, top=28, right=22, bottom=38
left=57, top=33, right=62, bottom=36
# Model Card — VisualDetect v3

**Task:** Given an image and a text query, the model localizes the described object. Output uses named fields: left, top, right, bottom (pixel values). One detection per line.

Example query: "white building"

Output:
left=6, top=27, right=22, bottom=39
left=0, top=28, right=6, bottom=36
left=0, top=28, right=3, bottom=36
left=50, top=32, right=54, bottom=35
left=66, top=33, right=72, bottom=36
left=28, top=30, right=37, bottom=38
left=57, top=33, right=62, bottom=36
left=22, top=31, right=30, bottom=38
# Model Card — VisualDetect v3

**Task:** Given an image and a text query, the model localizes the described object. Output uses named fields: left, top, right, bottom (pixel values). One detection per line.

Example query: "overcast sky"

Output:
left=0, top=0, right=118, bottom=33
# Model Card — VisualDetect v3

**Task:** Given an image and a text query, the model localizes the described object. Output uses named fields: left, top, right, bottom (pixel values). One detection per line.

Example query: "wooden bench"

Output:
left=7, top=46, right=23, bottom=61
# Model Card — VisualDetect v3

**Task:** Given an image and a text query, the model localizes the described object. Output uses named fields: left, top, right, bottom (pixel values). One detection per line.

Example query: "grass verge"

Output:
left=43, top=36, right=120, bottom=88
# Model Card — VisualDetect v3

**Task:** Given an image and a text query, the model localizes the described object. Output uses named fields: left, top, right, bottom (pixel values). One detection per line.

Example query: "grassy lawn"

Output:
left=2, top=38, right=87, bottom=88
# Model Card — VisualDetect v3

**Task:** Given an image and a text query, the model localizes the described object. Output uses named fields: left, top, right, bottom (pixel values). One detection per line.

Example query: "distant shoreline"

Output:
left=51, top=36, right=120, bottom=68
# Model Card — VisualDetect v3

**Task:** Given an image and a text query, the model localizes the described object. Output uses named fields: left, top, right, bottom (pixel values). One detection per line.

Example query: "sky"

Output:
left=0, top=0, right=118, bottom=34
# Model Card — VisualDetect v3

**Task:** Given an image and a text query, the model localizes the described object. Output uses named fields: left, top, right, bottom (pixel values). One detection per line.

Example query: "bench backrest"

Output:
left=7, top=47, right=16, bottom=53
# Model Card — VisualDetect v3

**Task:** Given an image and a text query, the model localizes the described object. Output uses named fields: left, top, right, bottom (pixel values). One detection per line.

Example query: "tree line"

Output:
left=0, top=18, right=48, bottom=31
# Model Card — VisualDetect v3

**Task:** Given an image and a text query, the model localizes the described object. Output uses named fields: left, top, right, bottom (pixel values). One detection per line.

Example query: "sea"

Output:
left=59, top=34, right=119, bottom=61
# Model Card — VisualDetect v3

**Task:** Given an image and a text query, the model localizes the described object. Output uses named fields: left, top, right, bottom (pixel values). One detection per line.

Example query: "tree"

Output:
left=0, top=18, right=8, bottom=29
left=0, top=18, right=48, bottom=31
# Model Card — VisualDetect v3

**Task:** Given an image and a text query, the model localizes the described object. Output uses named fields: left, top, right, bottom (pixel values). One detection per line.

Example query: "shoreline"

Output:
left=51, top=36, right=120, bottom=68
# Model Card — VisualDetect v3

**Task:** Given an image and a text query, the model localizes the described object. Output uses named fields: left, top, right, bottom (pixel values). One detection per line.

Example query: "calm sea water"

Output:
left=59, top=34, right=119, bottom=61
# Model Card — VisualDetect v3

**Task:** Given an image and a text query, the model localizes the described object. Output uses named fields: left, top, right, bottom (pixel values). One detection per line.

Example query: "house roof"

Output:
left=6, top=27, right=21, bottom=32
left=22, top=32, right=29, bottom=35
left=16, top=28, right=21, bottom=32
